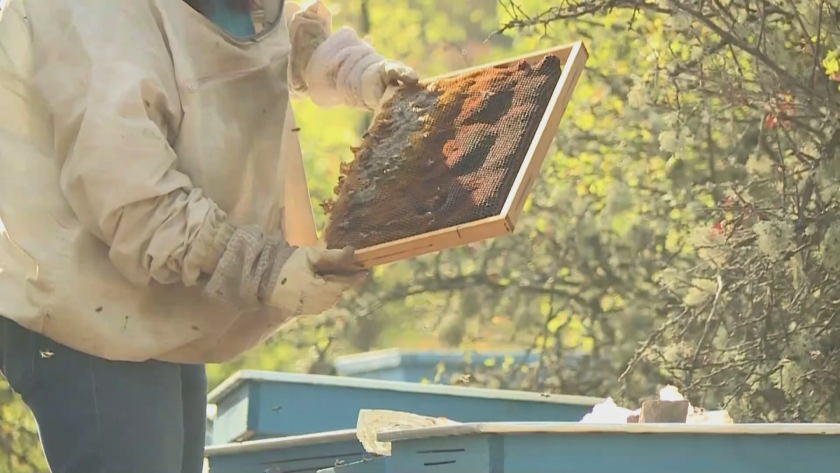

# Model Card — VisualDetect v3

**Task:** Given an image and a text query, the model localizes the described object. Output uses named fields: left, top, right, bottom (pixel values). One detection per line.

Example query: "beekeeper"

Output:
left=0, top=0, right=417, bottom=471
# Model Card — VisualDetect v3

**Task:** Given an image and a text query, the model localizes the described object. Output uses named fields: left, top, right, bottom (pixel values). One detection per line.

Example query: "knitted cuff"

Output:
left=257, top=244, right=297, bottom=303
left=203, top=226, right=292, bottom=313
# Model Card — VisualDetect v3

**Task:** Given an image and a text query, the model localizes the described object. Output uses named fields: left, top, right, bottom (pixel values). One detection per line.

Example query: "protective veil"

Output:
left=0, top=0, right=414, bottom=363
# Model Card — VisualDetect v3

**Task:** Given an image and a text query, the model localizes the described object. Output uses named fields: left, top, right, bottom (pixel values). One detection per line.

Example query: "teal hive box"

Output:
left=334, top=349, right=545, bottom=383
left=368, top=422, right=840, bottom=473
left=205, top=430, right=368, bottom=473
left=206, top=422, right=840, bottom=473
left=207, top=371, right=601, bottom=445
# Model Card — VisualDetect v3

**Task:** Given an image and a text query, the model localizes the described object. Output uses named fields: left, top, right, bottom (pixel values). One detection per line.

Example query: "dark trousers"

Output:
left=0, top=318, right=207, bottom=473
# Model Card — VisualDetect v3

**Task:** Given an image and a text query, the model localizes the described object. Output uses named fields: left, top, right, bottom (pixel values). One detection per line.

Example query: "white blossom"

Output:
left=654, top=267, right=681, bottom=289
left=753, top=220, right=793, bottom=260
left=659, top=130, right=678, bottom=153
left=684, top=278, right=719, bottom=307
left=819, top=221, right=840, bottom=273
left=801, top=142, right=820, bottom=160
left=679, top=127, right=695, bottom=148
left=746, top=152, right=773, bottom=176
left=627, top=79, right=648, bottom=109
left=690, top=225, right=727, bottom=265
left=662, top=112, right=680, bottom=127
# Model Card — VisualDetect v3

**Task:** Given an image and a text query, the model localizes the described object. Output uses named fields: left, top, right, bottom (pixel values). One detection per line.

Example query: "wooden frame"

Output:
left=375, top=422, right=840, bottom=443
left=348, top=41, right=589, bottom=268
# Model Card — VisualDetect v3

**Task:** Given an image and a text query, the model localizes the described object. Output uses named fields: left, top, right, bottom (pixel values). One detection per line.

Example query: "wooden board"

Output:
left=322, top=41, right=589, bottom=268
left=375, top=421, right=840, bottom=442
left=639, top=400, right=690, bottom=423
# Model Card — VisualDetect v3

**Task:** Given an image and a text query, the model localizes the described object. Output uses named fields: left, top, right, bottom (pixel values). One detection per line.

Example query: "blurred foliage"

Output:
left=473, top=0, right=840, bottom=422
left=0, top=381, right=44, bottom=472
left=3, top=0, right=840, bottom=469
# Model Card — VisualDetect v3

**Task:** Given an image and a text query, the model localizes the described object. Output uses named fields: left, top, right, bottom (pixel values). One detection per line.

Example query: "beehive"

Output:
left=322, top=42, right=588, bottom=267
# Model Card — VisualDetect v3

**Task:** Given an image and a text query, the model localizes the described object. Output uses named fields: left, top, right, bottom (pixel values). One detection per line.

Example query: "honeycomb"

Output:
left=322, top=55, right=563, bottom=250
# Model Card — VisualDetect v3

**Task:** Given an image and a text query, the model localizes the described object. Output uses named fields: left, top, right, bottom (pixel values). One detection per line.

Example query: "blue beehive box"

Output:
left=205, top=429, right=369, bottom=473
left=206, top=421, right=840, bottom=473
left=367, top=422, right=840, bottom=473
left=208, top=371, right=602, bottom=445
left=334, top=349, right=545, bottom=383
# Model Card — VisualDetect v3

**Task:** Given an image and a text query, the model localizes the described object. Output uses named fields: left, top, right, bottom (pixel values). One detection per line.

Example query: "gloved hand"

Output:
left=304, top=26, right=419, bottom=110
left=286, top=0, right=333, bottom=97
left=358, top=58, right=419, bottom=110
left=267, top=245, right=368, bottom=316
left=203, top=225, right=368, bottom=315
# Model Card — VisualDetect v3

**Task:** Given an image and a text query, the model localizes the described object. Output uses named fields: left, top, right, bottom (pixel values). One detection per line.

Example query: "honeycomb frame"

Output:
left=334, top=41, right=588, bottom=268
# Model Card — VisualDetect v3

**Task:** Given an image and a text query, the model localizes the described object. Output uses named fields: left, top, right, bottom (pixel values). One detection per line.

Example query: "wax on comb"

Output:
left=322, top=42, right=589, bottom=267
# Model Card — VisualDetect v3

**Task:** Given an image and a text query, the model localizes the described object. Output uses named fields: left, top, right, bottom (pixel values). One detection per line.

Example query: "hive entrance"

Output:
left=320, top=43, right=588, bottom=267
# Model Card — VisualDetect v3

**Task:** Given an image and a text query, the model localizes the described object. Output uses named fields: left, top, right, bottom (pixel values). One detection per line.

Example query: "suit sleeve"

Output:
left=285, top=1, right=386, bottom=109
left=29, top=0, right=233, bottom=288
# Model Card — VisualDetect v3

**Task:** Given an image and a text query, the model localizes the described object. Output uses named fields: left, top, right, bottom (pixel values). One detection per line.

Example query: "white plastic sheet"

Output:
left=579, top=385, right=734, bottom=424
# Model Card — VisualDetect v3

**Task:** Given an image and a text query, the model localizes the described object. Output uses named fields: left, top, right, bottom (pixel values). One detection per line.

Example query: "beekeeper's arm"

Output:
left=33, top=0, right=363, bottom=316
left=286, top=1, right=418, bottom=110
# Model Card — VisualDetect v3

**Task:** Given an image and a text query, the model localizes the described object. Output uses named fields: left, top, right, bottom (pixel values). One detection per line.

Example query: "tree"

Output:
left=328, top=0, right=695, bottom=404
left=320, top=0, right=840, bottom=423
left=382, top=0, right=840, bottom=421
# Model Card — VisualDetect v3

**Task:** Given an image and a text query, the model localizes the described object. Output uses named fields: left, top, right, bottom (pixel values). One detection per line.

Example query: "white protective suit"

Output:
left=0, top=0, right=412, bottom=363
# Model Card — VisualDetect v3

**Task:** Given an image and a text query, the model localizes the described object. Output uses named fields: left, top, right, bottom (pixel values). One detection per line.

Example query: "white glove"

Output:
left=358, top=58, right=419, bottom=110
left=203, top=226, right=368, bottom=315
left=266, top=246, right=368, bottom=316
left=286, top=0, right=333, bottom=97
left=304, top=27, right=419, bottom=110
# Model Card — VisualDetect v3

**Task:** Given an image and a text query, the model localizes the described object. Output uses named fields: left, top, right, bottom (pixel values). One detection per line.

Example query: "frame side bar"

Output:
left=501, top=41, right=589, bottom=228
